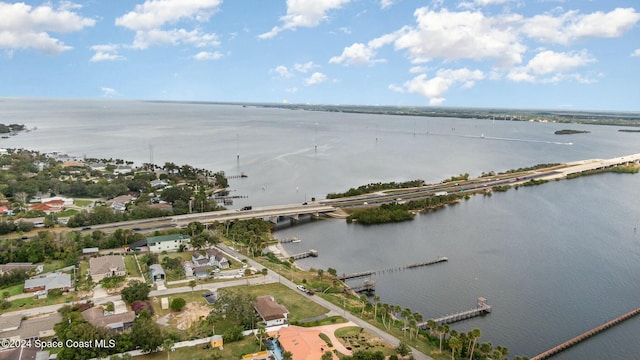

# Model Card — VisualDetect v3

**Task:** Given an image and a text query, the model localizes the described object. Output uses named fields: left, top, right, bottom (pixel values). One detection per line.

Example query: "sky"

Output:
left=0, top=0, right=639, bottom=110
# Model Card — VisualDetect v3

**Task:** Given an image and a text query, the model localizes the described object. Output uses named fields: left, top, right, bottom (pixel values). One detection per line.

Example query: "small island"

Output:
left=618, top=129, right=640, bottom=133
left=554, top=129, right=590, bottom=135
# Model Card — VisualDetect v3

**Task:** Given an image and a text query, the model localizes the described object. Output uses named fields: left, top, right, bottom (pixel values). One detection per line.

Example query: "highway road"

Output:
left=51, top=153, right=638, bottom=237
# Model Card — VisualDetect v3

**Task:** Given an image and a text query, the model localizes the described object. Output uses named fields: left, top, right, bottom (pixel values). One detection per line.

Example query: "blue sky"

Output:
left=1, top=0, right=639, bottom=110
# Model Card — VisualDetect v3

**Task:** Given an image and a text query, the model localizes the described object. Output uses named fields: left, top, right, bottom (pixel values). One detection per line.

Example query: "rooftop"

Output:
left=146, top=233, right=190, bottom=244
left=254, top=295, right=288, bottom=322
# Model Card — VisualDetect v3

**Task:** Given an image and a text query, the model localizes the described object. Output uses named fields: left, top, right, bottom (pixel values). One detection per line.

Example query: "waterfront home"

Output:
left=145, top=234, right=191, bottom=253
left=254, top=295, right=289, bottom=327
left=89, top=255, right=126, bottom=282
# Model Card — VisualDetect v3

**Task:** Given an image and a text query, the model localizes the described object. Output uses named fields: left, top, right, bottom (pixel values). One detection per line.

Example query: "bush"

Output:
left=131, top=300, right=154, bottom=315
left=170, top=297, right=186, bottom=311
left=0, top=300, right=11, bottom=309
left=48, top=288, right=63, bottom=298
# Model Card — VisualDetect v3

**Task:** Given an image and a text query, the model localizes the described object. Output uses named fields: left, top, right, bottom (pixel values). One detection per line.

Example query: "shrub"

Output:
left=170, top=297, right=186, bottom=311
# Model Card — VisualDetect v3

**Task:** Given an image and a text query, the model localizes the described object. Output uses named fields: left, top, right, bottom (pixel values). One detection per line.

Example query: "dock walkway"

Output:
left=419, top=297, right=491, bottom=327
left=338, top=256, right=448, bottom=281
left=530, top=306, right=640, bottom=360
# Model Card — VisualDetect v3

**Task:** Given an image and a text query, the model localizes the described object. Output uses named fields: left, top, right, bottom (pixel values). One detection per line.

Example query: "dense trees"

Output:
left=121, top=280, right=151, bottom=304
left=327, top=180, right=425, bottom=199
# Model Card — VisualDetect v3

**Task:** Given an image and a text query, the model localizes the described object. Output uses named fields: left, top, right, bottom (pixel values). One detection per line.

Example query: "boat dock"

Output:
left=227, top=172, right=248, bottom=179
left=349, top=279, right=376, bottom=293
left=530, top=306, right=640, bottom=360
left=278, top=236, right=302, bottom=244
left=419, top=297, right=491, bottom=327
left=291, top=249, right=318, bottom=260
left=338, top=256, right=448, bottom=280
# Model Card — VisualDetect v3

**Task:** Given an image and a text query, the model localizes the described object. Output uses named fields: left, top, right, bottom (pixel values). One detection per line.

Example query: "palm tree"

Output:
left=373, top=295, right=380, bottom=320
left=408, top=316, right=417, bottom=339
left=413, top=312, right=423, bottom=340
left=449, top=337, right=462, bottom=360
left=468, top=328, right=482, bottom=359
left=401, top=308, right=410, bottom=337
left=163, top=338, right=175, bottom=360
left=282, top=350, right=293, bottom=360
left=257, top=324, right=267, bottom=350
left=188, top=280, right=197, bottom=294
left=360, top=294, right=368, bottom=317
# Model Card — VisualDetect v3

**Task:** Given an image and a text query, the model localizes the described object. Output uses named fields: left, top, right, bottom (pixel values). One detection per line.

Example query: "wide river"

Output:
left=1, top=99, right=639, bottom=359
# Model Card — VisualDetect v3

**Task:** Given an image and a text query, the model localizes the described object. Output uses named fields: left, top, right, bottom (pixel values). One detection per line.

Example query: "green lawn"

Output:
left=1, top=283, right=24, bottom=297
left=238, top=282, right=329, bottom=321
left=1, top=293, right=77, bottom=314
left=74, top=200, right=93, bottom=207
left=135, top=336, right=261, bottom=360
left=41, top=260, right=66, bottom=273
left=124, top=255, right=142, bottom=277
left=58, top=209, right=79, bottom=217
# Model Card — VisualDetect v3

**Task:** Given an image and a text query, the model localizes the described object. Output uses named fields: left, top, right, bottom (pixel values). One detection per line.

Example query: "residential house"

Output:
left=276, top=326, right=329, bottom=360
left=89, top=255, right=126, bottom=282
left=192, top=265, right=213, bottom=279
left=150, top=179, right=168, bottom=188
left=108, top=194, right=133, bottom=212
left=0, top=312, right=61, bottom=343
left=81, top=307, right=136, bottom=332
left=27, top=203, right=60, bottom=215
left=191, top=248, right=229, bottom=269
left=149, top=264, right=165, bottom=282
left=0, top=263, right=43, bottom=276
left=114, top=165, right=132, bottom=175
left=254, top=295, right=289, bottom=327
left=24, top=272, right=71, bottom=293
left=40, top=196, right=74, bottom=206
left=146, top=234, right=190, bottom=253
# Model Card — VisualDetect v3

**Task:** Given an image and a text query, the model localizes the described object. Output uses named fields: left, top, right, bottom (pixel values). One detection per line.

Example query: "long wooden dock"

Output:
left=419, top=297, right=491, bottom=327
left=530, top=306, right=640, bottom=360
left=338, top=256, right=448, bottom=280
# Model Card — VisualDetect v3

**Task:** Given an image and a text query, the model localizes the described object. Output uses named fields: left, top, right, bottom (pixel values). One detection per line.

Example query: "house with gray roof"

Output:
left=24, top=272, right=71, bottom=293
left=89, top=255, right=126, bottom=282
left=149, top=264, right=165, bottom=282
left=81, top=307, right=135, bottom=332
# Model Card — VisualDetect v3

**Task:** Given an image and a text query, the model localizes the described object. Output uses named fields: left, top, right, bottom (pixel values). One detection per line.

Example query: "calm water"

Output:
left=1, top=99, right=639, bottom=358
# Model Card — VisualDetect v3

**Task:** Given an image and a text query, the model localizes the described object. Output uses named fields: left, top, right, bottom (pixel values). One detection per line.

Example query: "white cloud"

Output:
left=410, top=66, right=427, bottom=73
left=380, top=0, right=394, bottom=9
left=305, top=72, right=328, bottom=85
left=0, top=2, right=95, bottom=55
left=130, top=28, right=220, bottom=49
left=193, top=51, right=223, bottom=61
left=116, top=0, right=221, bottom=30
left=259, top=0, right=352, bottom=39
left=101, top=87, right=118, bottom=97
left=116, top=0, right=222, bottom=50
left=388, top=84, right=404, bottom=93
left=294, top=61, right=319, bottom=73
left=507, top=50, right=596, bottom=83
left=329, top=31, right=401, bottom=66
left=403, top=68, right=485, bottom=105
left=632, top=49, right=640, bottom=57
left=394, top=8, right=526, bottom=67
left=329, top=43, right=378, bottom=66
left=273, top=65, right=294, bottom=78
left=90, top=44, right=125, bottom=62
left=521, top=8, right=640, bottom=45
left=458, top=0, right=513, bottom=9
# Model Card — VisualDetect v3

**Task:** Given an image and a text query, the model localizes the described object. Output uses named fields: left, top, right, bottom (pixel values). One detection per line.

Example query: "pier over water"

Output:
left=530, top=306, right=640, bottom=360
